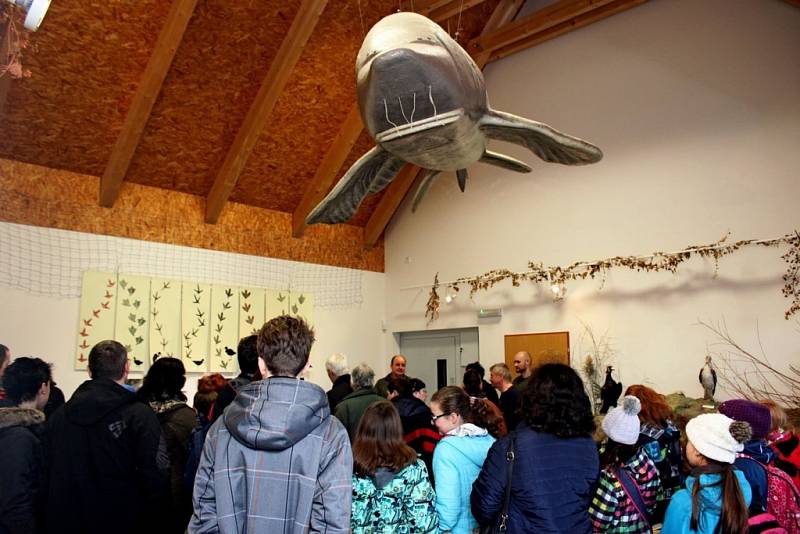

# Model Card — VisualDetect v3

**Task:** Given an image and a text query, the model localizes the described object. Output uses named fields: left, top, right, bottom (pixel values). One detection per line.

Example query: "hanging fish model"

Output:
left=306, top=12, right=603, bottom=225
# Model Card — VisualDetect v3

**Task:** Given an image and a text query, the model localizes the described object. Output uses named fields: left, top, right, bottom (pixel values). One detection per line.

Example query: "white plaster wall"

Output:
left=384, top=0, right=800, bottom=399
left=0, top=271, right=387, bottom=400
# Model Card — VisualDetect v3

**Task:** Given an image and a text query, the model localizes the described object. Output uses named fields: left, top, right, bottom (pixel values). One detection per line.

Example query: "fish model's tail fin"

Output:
left=479, top=109, right=603, bottom=165
left=306, top=146, right=405, bottom=225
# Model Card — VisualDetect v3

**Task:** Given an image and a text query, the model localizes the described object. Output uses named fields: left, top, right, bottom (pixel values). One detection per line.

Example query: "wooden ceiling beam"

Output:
left=486, top=0, right=647, bottom=63
left=291, top=2, right=483, bottom=237
left=205, top=0, right=329, bottom=224
left=423, top=0, right=491, bottom=21
left=98, top=0, right=198, bottom=208
left=363, top=0, right=524, bottom=248
left=469, top=0, right=624, bottom=56
left=782, top=0, right=800, bottom=7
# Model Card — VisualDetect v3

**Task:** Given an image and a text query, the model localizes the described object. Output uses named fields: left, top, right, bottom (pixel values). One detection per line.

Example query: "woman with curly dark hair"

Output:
left=471, top=363, right=599, bottom=533
left=625, top=384, right=684, bottom=522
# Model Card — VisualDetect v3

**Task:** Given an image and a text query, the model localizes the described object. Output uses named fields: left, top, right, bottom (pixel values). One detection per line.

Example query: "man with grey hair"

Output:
left=334, top=363, right=384, bottom=440
left=490, top=362, right=520, bottom=430
left=325, top=352, right=353, bottom=412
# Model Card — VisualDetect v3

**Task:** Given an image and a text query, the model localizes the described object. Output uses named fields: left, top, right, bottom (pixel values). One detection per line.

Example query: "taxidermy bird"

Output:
left=699, top=354, right=717, bottom=400
left=600, top=366, right=623, bottom=414
left=306, top=12, right=603, bottom=225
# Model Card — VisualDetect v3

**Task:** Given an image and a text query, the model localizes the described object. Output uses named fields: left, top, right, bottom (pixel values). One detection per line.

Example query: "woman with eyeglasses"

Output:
left=430, top=385, right=495, bottom=534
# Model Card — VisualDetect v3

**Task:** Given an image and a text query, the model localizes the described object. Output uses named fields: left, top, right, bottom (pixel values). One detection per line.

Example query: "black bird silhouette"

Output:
left=192, top=359, right=205, bottom=367
left=599, top=366, right=623, bottom=414
left=133, top=357, right=144, bottom=366
left=152, top=352, right=162, bottom=363
left=224, top=346, right=236, bottom=356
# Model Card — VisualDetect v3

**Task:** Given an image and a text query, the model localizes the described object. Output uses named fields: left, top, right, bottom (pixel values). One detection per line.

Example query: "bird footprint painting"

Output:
left=306, top=12, right=602, bottom=225
left=113, top=276, right=151, bottom=373
left=75, top=271, right=118, bottom=370
left=181, top=282, right=211, bottom=372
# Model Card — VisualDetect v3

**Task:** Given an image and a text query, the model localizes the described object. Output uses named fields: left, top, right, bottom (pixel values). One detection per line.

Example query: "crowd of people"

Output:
left=1, top=322, right=799, bottom=534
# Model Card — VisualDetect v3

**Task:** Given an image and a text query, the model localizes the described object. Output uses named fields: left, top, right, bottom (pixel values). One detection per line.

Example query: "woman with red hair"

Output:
left=625, top=384, right=684, bottom=523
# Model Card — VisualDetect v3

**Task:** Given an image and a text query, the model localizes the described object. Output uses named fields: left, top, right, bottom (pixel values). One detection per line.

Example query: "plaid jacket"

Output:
left=589, top=448, right=661, bottom=533
left=190, top=378, right=352, bottom=534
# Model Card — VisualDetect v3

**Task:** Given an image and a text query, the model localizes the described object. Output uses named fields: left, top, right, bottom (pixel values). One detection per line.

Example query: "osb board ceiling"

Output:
left=0, top=0, right=496, bottom=220
left=1, top=0, right=656, bottom=264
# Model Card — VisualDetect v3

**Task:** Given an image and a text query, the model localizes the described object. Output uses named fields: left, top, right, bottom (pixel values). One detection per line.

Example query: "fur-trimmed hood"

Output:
left=0, top=407, right=45, bottom=430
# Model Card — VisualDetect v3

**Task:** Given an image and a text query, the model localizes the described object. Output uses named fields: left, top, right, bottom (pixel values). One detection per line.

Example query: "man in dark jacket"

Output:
left=325, top=352, right=352, bottom=413
left=465, top=361, right=500, bottom=406
left=375, top=354, right=411, bottom=398
left=0, top=357, right=51, bottom=534
left=190, top=315, right=352, bottom=534
left=334, top=363, right=385, bottom=441
left=490, top=363, right=520, bottom=430
left=210, top=335, right=260, bottom=421
left=46, top=340, right=170, bottom=534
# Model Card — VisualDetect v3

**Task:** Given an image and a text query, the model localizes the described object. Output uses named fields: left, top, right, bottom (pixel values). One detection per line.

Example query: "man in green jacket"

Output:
left=334, top=363, right=384, bottom=441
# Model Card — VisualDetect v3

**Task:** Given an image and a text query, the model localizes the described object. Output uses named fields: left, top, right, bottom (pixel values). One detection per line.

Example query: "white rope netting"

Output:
left=0, top=222, right=363, bottom=307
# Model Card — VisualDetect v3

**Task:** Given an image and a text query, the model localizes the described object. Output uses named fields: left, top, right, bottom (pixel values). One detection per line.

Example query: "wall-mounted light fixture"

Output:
left=5, top=0, right=52, bottom=31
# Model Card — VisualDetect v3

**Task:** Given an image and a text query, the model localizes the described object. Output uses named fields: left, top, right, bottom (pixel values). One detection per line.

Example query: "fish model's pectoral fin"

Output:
left=411, top=170, right=441, bottom=213
left=479, top=150, right=532, bottom=173
left=479, top=109, right=603, bottom=165
left=306, top=146, right=405, bottom=225
left=456, top=168, right=468, bottom=192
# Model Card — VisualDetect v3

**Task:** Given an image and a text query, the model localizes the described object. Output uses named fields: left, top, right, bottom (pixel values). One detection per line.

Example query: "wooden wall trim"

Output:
left=0, top=158, right=383, bottom=272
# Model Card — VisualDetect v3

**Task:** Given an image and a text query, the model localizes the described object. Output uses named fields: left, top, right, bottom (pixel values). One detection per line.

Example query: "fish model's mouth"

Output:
left=375, top=108, right=464, bottom=144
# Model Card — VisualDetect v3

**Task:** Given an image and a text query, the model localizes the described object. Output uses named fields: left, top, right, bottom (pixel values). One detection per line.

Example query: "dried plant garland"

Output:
left=425, top=231, right=800, bottom=323
left=0, top=4, right=32, bottom=79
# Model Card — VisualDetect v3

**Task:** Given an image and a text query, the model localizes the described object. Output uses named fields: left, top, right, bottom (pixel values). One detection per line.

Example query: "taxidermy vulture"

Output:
left=699, top=354, right=717, bottom=400
left=600, top=366, right=622, bottom=414
left=306, top=12, right=603, bottom=225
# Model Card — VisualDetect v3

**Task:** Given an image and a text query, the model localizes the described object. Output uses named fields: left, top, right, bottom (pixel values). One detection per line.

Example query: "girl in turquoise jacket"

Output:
left=430, top=386, right=495, bottom=534
left=662, top=413, right=753, bottom=534
left=351, top=401, right=438, bottom=533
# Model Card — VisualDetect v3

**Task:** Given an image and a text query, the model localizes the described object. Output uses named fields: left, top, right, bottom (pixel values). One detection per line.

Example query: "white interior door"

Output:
left=400, top=332, right=461, bottom=393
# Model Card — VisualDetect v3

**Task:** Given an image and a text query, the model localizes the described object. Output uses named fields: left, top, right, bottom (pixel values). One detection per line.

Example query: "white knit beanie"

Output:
left=686, top=413, right=752, bottom=464
left=602, top=395, right=642, bottom=445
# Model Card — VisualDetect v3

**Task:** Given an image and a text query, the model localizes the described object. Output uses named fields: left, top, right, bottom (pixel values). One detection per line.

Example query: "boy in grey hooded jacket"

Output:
left=189, top=316, right=352, bottom=534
